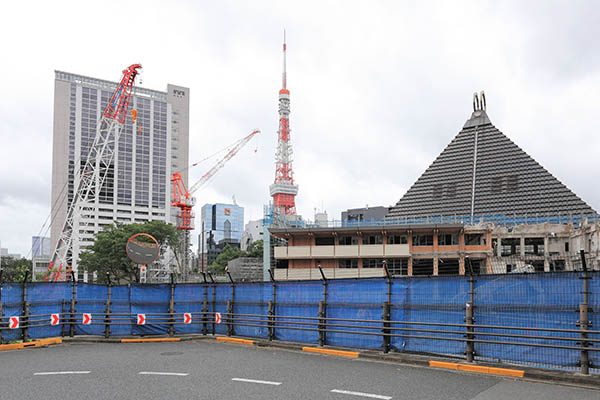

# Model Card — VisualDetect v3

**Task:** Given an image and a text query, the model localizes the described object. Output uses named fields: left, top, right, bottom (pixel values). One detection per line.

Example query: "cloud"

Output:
left=1, top=1, right=599, bottom=257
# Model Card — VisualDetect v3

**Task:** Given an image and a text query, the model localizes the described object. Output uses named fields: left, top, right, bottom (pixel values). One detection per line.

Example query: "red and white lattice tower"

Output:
left=269, top=32, right=298, bottom=215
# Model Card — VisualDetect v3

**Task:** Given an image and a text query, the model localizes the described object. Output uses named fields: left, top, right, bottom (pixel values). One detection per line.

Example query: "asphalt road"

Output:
left=0, top=340, right=597, bottom=400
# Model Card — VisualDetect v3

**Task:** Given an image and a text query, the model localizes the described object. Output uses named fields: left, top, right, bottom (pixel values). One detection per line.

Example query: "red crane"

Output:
left=45, top=64, right=142, bottom=282
left=170, top=130, right=260, bottom=270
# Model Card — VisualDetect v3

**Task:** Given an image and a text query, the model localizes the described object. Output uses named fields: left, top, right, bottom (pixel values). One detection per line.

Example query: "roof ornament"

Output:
left=472, top=91, right=486, bottom=112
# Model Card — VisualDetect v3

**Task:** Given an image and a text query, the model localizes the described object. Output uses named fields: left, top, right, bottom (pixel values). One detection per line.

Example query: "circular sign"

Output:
left=126, top=233, right=160, bottom=265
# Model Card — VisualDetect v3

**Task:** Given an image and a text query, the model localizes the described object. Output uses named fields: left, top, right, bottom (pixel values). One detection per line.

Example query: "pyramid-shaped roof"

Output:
left=388, top=109, right=597, bottom=219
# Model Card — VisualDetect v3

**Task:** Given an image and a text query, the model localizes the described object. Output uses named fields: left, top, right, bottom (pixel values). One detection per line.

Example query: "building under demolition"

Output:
left=269, top=94, right=599, bottom=279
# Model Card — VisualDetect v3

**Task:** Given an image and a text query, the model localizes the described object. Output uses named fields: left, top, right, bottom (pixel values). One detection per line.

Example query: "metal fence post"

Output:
left=202, top=272, right=208, bottom=336
left=382, top=301, right=391, bottom=353
left=579, top=250, right=591, bottom=375
left=69, top=274, right=76, bottom=337
left=465, top=257, right=476, bottom=363
left=208, top=273, right=216, bottom=335
left=0, top=270, right=4, bottom=343
left=318, top=266, right=327, bottom=346
left=382, top=263, right=392, bottom=353
left=269, top=269, right=276, bottom=341
left=227, top=272, right=235, bottom=336
left=226, top=300, right=233, bottom=336
left=60, top=299, right=66, bottom=337
left=168, top=273, right=175, bottom=337
left=104, top=273, right=112, bottom=339
left=202, top=298, right=208, bottom=335
left=318, top=300, right=326, bottom=346
left=22, top=271, right=30, bottom=341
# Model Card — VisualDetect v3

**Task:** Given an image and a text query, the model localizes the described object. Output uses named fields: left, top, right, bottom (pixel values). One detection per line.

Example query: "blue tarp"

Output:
left=327, top=278, right=386, bottom=349
left=232, top=282, right=270, bottom=339
left=130, top=284, right=170, bottom=335
left=1, top=271, right=599, bottom=374
left=474, top=273, right=581, bottom=369
left=275, top=281, right=322, bottom=344
left=395, top=276, right=468, bottom=356
left=174, top=284, right=205, bottom=335
left=1, top=283, right=25, bottom=342
left=110, top=285, right=132, bottom=336
left=214, top=284, right=232, bottom=335
left=74, top=284, right=107, bottom=336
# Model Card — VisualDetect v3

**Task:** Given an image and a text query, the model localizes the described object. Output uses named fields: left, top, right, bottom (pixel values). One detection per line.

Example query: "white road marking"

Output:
left=331, top=389, right=392, bottom=400
left=34, top=371, right=91, bottom=376
left=231, top=378, right=282, bottom=386
left=139, top=371, right=189, bottom=376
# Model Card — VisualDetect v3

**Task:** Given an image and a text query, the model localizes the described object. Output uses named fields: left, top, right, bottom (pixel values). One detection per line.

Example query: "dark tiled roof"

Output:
left=388, top=110, right=597, bottom=218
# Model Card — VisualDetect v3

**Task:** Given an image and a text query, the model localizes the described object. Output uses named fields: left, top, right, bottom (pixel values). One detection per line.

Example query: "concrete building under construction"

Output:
left=269, top=93, right=599, bottom=279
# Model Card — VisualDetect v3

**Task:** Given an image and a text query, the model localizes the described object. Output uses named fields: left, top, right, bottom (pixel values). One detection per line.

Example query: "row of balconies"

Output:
left=274, top=244, right=410, bottom=259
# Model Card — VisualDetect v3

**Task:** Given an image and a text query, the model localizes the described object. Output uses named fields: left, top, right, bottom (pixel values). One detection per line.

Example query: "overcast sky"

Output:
left=1, top=1, right=599, bottom=257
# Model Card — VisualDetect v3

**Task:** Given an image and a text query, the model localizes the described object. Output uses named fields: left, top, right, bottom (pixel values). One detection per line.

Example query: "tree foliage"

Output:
left=0, top=256, right=32, bottom=282
left=245, top=240, right=263, bottom=258
left=207, top=240, right=263, bottom=273
left=78, top=221, right=182, bottom=284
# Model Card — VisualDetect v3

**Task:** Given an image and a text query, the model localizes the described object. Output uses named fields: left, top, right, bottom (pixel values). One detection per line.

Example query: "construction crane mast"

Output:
left=171, top=129, right=260, bottom=276
left=46, top=64, right=142, bottom=282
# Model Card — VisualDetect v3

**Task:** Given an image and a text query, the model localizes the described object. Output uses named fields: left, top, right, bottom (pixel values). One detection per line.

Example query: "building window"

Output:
left=387, top=235, right=408, bottom=245
left=338, top=236, right=359, bottom=246
left=363, top=235, right=383, bottom=245
left=524, top=238, right=544, bottom=255
left=564, top=242, right=569, bottom=252
left=339, top=259, right=358, bottom=268
left=315, top=237, right=335, bottom=246
left=387, top=259, right=408, bottom=276
left=412, top=234, right=433, bottom=246
left=465, top=234, right=485, bottom=246
left=438, top=258, right=460, bottom=275
left=413, top=259, right=433, bottom=275
left=438, top=234, right=459, bottom=246
left=363, top=259, right=383, bottom=268
left=501, top=238, right=520, bottom=256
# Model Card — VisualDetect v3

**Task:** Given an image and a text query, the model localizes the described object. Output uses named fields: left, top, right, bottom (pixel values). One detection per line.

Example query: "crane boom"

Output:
left=190, top=129, right=260, bottom=195
left=170, top=129, right=259, bottom=277
left=46, top=64, right=142, bottom=282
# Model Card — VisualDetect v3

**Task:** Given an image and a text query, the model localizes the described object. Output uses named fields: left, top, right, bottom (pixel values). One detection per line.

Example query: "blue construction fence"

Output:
left=1, top=271, right=598, bottom=373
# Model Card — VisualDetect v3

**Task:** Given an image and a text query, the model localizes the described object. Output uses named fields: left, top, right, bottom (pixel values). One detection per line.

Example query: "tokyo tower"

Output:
left=269, top=32, right=298, bottom=215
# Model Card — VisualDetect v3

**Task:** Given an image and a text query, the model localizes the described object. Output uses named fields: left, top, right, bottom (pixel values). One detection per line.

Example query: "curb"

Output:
left=0, top=337, right=62, bottom=352
left=121, top=338, right=181, bottom=343
left=216, top=337, right=254, bottom=345
left=302, top=346, right=359, bottom=358
left=429, top=360, right=524, bottom=378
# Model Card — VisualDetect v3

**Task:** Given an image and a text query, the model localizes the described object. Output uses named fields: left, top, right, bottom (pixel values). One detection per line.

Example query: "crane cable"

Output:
left=174, top=134, right=257, bottom=175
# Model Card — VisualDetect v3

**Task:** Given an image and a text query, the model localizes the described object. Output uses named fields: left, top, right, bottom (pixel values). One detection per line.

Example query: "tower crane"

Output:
left=171, top=129, right=260, bottom=275
left=45, top=64, right=142, bottom=282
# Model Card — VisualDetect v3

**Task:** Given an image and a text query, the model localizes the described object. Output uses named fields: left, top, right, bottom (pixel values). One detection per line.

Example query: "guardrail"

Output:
left=0, top=252, right=598, bottom=375
left=287, top=213, right=600, bottom=229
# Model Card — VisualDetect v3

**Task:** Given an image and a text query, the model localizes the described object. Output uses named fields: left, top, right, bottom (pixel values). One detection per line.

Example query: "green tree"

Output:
left=245, top=240, right=263, bottom=258
left=79, top=220, right=182, bottom=284
left=207, top=244, right=245, bottom=273
left=0, top=256, right=32, bottom=282
left=207, top=240, right=264, bottom=273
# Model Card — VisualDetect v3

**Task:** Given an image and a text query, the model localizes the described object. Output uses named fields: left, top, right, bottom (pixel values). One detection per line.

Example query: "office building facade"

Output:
left=51, top=70, right=189, bottom=272
left=199, top=203, right=244, bottom=267
left=32, top=236, right=51, bottom=257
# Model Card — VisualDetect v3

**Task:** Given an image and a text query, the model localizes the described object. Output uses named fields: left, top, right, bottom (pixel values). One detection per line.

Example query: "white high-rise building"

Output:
left=51, top=70, right=189, bottom=273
